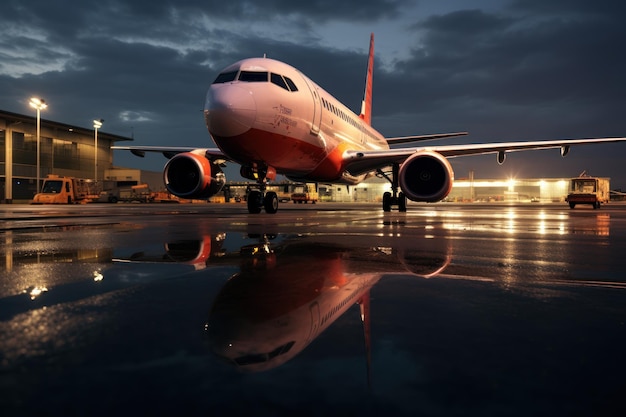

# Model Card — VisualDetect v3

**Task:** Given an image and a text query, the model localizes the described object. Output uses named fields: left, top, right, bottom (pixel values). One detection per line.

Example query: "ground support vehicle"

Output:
left=291, top=183, right=318, bottom=204
left=32, top=175, right=101, bottom=204
left=566, top=175, right=610, bottom=209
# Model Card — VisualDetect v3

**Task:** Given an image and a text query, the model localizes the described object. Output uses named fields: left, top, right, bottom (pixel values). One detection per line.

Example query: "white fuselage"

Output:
left=204, top=57, right=389, bottom=184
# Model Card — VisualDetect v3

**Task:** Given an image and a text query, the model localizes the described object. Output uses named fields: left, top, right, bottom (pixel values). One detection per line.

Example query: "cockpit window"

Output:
left=271, top=73, right=289, bottom=90
left=239, top=71, right=269, bottom=82
left=284, top=77, right=298, bottom=92
left=212, top=71, right=238, bottom=84
left=213, top=68, right=298, bottom=91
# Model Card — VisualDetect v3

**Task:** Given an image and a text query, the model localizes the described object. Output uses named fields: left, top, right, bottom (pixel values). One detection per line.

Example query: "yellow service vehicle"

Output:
left=566, top=175, right=610, bottom=209
left=32, top=175, right=99, bottom=204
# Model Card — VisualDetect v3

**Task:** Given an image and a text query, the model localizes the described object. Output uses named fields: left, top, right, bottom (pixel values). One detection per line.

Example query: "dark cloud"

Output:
left=251, top=0, right=411, bottom=21
left=389, top=6, right=626, bottom=105
left=369, top=2, right=626, bottom=182
left=510, top=0, right=624, bottom=16
left=374, top=3, right=626, bottom=140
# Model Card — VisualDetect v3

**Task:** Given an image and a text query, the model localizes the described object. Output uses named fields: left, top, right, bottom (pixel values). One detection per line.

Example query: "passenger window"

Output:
left=284, top=77, right=298, bottom=91
left=239, top=71, right=269, bottom=82
left=271, top=73, right=289, bottom=90
left=212, top=71, right=238, bottom=84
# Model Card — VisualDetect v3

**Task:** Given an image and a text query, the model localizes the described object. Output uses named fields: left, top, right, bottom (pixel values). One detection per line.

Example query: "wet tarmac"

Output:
left=1, top=202, right=625, bottom=416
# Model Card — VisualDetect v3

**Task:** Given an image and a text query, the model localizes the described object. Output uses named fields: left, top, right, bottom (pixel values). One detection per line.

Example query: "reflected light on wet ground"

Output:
left=391, top=206, right=611, bottom=237
left=0, top=203, right=625, bottom=416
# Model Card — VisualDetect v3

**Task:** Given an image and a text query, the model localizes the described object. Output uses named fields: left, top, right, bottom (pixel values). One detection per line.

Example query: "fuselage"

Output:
left=204, top=57, right=389, bottom=184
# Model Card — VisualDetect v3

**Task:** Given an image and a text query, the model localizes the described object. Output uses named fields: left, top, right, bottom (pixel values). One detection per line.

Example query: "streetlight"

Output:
left=93, top=119, right=103, bottom=181
left=29, top=97, right=47, bottom=193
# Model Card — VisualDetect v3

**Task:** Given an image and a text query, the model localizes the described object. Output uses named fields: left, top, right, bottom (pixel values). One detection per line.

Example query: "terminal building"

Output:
left=0, top=109, right=165, bottom=203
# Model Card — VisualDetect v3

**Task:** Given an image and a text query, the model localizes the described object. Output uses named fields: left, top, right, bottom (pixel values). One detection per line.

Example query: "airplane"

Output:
left=113, top=33, right=626, bottom=214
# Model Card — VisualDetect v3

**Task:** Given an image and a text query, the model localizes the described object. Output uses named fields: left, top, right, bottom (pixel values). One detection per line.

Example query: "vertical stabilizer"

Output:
left=358, top=291, right=372, bottom=389
left=359, top=33, right=374, bottom=126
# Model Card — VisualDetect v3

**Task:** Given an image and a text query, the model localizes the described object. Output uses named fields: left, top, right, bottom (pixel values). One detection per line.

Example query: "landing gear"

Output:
left=382, top=191, right=407, bottom=212
left=247, top=189, right=278, bottom=214
left=247, top=190, right=263, bottom=214
left=378, top=163, right=407, bottom=212
left=243, top=164, right=279, bottom=214
left=264, top=192, right=279, bottom=214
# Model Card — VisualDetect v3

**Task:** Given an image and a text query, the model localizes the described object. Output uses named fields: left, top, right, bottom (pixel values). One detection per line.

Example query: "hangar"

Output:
left=1, top=109, right=133, bottom=203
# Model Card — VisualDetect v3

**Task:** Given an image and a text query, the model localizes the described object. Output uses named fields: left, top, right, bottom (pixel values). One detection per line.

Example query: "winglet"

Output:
left=359, top=33, right=374, bottom=126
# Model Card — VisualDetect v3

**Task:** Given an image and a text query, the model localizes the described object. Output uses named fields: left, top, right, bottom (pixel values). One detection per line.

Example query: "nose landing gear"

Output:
left=242, top=164, right=279, bottom=214
left=247, top=190, right=278, bottom=214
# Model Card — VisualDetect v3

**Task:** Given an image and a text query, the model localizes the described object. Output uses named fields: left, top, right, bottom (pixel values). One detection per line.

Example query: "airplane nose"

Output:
left=204, top=85, right=256, bottom=137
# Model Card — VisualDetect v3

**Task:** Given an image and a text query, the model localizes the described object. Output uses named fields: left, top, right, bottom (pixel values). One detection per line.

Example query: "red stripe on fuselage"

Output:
left=214, top=128, right=354, bottom=181
left=306, top=142, right=350, bottom=181
left=213, top=128, right=335, bottom=176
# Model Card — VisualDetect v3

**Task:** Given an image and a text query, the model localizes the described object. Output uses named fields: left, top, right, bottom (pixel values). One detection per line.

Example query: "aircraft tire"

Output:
left=247, top=191, right=262, bottom=214
left=398, top=192, right=407, bottom=212
left=264, top=192, right=279, bottom=214
left=382, top=192, right=392, bottom=212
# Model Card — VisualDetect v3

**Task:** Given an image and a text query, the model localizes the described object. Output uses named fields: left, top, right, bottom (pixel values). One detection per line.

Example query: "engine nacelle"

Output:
left=398, top=248, right=452, bottom=278
left=398, top=150, right=454, bottom=202
left=163, top=152, right=226, bottom=199
left=164, top=236, right=216, bottom=267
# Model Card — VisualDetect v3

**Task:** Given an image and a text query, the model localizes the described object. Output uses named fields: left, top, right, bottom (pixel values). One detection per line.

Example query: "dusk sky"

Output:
left=1, top=0, right=625, bottom=186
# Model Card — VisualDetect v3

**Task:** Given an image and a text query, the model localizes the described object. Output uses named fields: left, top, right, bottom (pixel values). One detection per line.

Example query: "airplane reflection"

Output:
left=103, top=232, right=451, bottom=373
left=126, top=233, right=227, bottom=269
left=202, top=235, right=451, bottom=373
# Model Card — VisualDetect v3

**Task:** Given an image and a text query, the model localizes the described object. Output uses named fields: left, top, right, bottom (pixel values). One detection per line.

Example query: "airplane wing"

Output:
left=385, top=131, right=468, bottom=144
left=344, top=137, right=626, bottom=176
left=111, top=146, right=228, bottom=161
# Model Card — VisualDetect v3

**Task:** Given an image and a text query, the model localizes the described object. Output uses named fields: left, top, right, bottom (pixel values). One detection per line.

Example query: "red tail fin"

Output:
left=359, top=33, right=374, bottom=126
left=358, top=290, right=372, bottom=389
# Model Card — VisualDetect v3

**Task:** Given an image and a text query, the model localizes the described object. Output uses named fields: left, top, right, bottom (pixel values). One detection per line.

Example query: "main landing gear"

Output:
left=243, top=164, right=279, bottom=214
left=247, top=189, right=278, bottom=214
left=377, top=163, right=407, bottom=212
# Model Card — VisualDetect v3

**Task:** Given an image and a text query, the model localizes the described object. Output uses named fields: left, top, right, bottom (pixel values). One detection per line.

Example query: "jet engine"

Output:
left=398, top=150, right=454, bottom=202
left=163, top=152, right=226, bottom=199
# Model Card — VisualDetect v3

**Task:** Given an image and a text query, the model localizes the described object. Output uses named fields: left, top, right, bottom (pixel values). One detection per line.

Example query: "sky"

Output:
left=1, top=0, right=625, bottom=187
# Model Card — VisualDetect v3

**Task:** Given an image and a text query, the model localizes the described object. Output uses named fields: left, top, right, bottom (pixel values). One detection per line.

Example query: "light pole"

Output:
left=93, top=119, right=103, bottom=181
left=29, top=97, right=47, bottom=193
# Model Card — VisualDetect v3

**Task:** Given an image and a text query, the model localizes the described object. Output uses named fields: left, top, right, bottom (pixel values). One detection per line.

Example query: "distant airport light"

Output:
left=29, top=97, right=47, bottom=193
left=93, top=119, right=104, bottom=181
left=507, top=178, right=516, bottom=191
